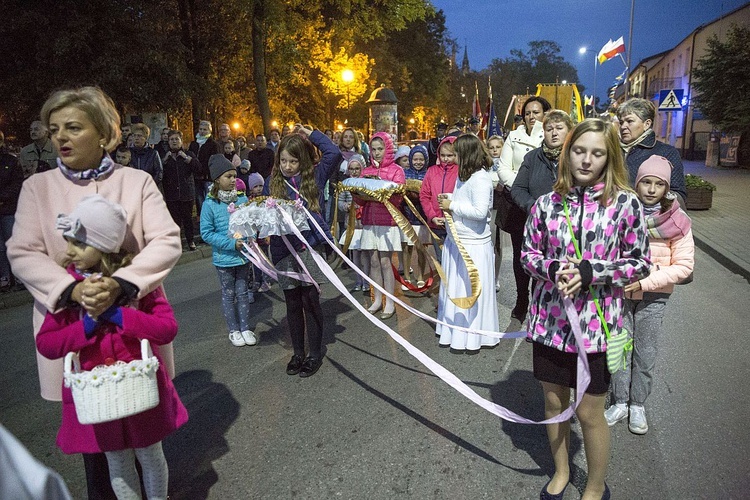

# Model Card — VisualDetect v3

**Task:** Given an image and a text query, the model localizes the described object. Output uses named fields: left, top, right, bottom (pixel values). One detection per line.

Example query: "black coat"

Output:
left=511, top=147, right=558, bottom=214
left=189, top=138, right=219, bottom=181
left=0, top=149, right=23, bottom=216
left=162, top=150, right=201, bottom=201
left=247, top=147, right=275, bottom=179
left=624, top=130, right=686, bottom=201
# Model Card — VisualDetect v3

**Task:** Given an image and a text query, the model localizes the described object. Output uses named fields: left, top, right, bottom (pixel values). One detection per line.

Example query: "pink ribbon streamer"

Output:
left=276, top=204, right=591, bottom=424
left=240, top=240, right=278, bottom=281
left=280, top=234, right=320, bottom=292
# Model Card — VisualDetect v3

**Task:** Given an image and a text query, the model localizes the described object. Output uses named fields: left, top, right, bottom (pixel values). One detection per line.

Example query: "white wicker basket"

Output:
left=64, top=339, right=160, bottom=425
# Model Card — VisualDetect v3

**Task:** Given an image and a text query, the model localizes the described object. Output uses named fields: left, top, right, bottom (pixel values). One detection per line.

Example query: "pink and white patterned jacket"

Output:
left=521, top=184, right=651, bottom=353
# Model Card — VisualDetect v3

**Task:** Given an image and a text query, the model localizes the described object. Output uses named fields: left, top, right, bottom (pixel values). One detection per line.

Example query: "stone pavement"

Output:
left=682, top=160, right=750, bottom=282
left=2, top=159, right=748, bottom=309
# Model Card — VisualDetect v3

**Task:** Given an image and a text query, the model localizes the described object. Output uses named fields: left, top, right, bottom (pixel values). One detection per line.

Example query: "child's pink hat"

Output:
left=56, top=194, right=127, bottom=253
left=635, top=155, right=672, bottom=188
left=236, top=178, right=246, bottom=192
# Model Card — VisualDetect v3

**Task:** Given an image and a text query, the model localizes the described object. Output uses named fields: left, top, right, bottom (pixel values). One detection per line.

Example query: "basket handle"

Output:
left=64, top=351, right=80, bottom=374
left=140, top=339, right=154, bottom=360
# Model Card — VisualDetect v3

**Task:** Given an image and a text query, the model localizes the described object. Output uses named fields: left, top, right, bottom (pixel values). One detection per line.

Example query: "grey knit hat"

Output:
left=209, top=154, right=235, bottom=181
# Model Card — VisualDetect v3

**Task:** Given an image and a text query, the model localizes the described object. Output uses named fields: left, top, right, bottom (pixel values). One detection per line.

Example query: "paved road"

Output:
left=1, top=243, right=749, bottom=499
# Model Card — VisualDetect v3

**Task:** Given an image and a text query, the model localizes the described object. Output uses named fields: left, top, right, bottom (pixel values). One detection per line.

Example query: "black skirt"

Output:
left=532, top=342, right=611, bottom=395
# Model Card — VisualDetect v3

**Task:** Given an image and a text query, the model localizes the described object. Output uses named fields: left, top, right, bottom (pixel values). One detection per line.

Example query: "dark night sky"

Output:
left=431, top=0, right=748, bottom=102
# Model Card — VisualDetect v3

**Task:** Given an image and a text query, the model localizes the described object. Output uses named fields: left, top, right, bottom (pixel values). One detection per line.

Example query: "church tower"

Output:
left=461, top=45, right=470, bottom=76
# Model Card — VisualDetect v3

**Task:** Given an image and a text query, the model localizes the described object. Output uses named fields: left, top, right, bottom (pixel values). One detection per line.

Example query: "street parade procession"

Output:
left=2, top=1, right=749, bottom=499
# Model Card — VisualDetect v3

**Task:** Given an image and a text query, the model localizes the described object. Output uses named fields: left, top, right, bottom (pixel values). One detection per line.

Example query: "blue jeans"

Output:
left=216, top=265, right=253, bottom=333
left=0, top=215, right=14, bottom=282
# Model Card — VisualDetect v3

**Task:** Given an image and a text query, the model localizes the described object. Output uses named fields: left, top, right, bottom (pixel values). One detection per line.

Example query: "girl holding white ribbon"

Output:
left=435, top=134, right=500, bottom=352
left=263, top=125, right=342, bottom=378
left=521, top=119, right=650, bottom=500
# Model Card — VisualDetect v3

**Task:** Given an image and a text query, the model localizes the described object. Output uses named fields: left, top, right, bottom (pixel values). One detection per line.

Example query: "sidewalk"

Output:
left=2, top=161, right=748, bottom=309
left=682, top=160, right=750, bottom=282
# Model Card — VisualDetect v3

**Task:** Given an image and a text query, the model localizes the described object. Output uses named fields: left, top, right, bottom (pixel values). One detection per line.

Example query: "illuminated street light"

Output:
left=232, top=121, right=241, bottom=131
left=341, top=69, right=354, bottom=113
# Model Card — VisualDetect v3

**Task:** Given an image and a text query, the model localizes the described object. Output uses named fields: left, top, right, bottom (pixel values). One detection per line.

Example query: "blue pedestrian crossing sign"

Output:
left=658, top=89, right=684, bottom=111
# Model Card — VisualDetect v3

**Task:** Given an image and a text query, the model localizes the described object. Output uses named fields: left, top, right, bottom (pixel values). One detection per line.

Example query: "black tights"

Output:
left=283, top=285, right=324, bottom=358
left=509, top=226, right=530, bottom=310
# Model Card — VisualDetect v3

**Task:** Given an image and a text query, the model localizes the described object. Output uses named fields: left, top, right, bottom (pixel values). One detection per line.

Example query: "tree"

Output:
left=486, top=41, right=580, bottom=128
left=693, top=24, right=750, bottom=133
left=356, top=8, right=453, bottom=133
left=0, top=0, right=194, bottom=139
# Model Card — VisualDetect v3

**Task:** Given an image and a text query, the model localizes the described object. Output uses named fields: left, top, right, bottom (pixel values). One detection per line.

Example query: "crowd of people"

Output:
left=2, top=86, right=696, bottom=500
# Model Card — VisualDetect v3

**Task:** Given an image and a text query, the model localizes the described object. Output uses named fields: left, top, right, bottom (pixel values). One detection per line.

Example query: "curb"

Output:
left=0, top=246, right=213, bottom=311
left=692, top=232, right=750, bottom=284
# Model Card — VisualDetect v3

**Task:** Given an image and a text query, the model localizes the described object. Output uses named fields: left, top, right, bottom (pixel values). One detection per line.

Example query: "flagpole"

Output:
left=626, top=0, right=635, bottom=98
left=593, top=55, right=598, bottom=116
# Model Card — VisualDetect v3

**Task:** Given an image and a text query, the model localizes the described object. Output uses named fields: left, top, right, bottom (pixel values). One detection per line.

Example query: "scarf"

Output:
left=644, top=199, right=691, bottom=241
left=620, top=129, right=653, bottom=154
left=217, top=189, right=238, bottom=204
left=195, top=133, right=211, bottom=146
left=58, top=155, right=115, bottom=181
left=542, top=143, right=562, bottom=161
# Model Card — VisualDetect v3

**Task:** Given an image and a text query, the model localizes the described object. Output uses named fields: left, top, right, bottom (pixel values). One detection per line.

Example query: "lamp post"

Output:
left=579, top=46, right=598, bottom=116
left=341, top=69, right=354, bottom=114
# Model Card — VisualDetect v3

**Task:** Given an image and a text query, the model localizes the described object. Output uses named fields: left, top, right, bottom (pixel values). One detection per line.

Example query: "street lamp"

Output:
left=341, top=69, right=354, bottom=113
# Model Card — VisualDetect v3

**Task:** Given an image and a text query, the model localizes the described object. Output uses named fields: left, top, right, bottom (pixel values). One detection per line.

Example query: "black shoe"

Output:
left=540, top=479, right=568, bottom=500
left=511, top=303, right=528, bottom=322
left=299, top=356, right=322, bottom=378
left=286, top=355, right=304, bottom=375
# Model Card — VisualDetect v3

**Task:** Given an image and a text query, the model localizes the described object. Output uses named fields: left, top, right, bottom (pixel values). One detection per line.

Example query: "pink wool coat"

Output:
left=7, top=165, right=182, bottom=401
left=36, top=279, right=188, bottom=454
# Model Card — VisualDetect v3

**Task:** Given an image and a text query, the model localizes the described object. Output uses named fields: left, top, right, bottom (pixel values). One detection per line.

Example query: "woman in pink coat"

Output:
left=7, top=86, right=182, bottom=499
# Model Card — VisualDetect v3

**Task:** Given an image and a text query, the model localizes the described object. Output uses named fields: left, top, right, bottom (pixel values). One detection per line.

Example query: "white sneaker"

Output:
left=229, top=331, right=246, bottom=347
left=604, top=403, right=628, bottom=426
left=629, top=405, right=648, bottom=434
left=241, top=330, right=257, bottom=346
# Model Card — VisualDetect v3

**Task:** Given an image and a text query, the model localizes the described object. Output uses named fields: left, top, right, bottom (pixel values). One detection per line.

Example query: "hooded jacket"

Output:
left=419, top=136, right=458, bottom=228
left=403, top=144, right=429, bottom=224
left=521, top=184, right=651, bottom=353
left=358, top=132, right=405, bottom=226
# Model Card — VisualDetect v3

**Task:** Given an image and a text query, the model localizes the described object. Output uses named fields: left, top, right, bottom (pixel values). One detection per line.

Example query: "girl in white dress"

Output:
left=436, top=134, right=500, bottom=352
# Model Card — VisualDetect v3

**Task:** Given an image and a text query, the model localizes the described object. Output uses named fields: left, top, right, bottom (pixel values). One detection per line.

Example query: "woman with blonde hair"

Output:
left=8, top=86, right=182, bottom=498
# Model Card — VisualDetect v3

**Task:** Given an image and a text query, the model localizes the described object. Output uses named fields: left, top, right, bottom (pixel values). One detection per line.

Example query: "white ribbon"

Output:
left=271, top=202, right=591, bottom=424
